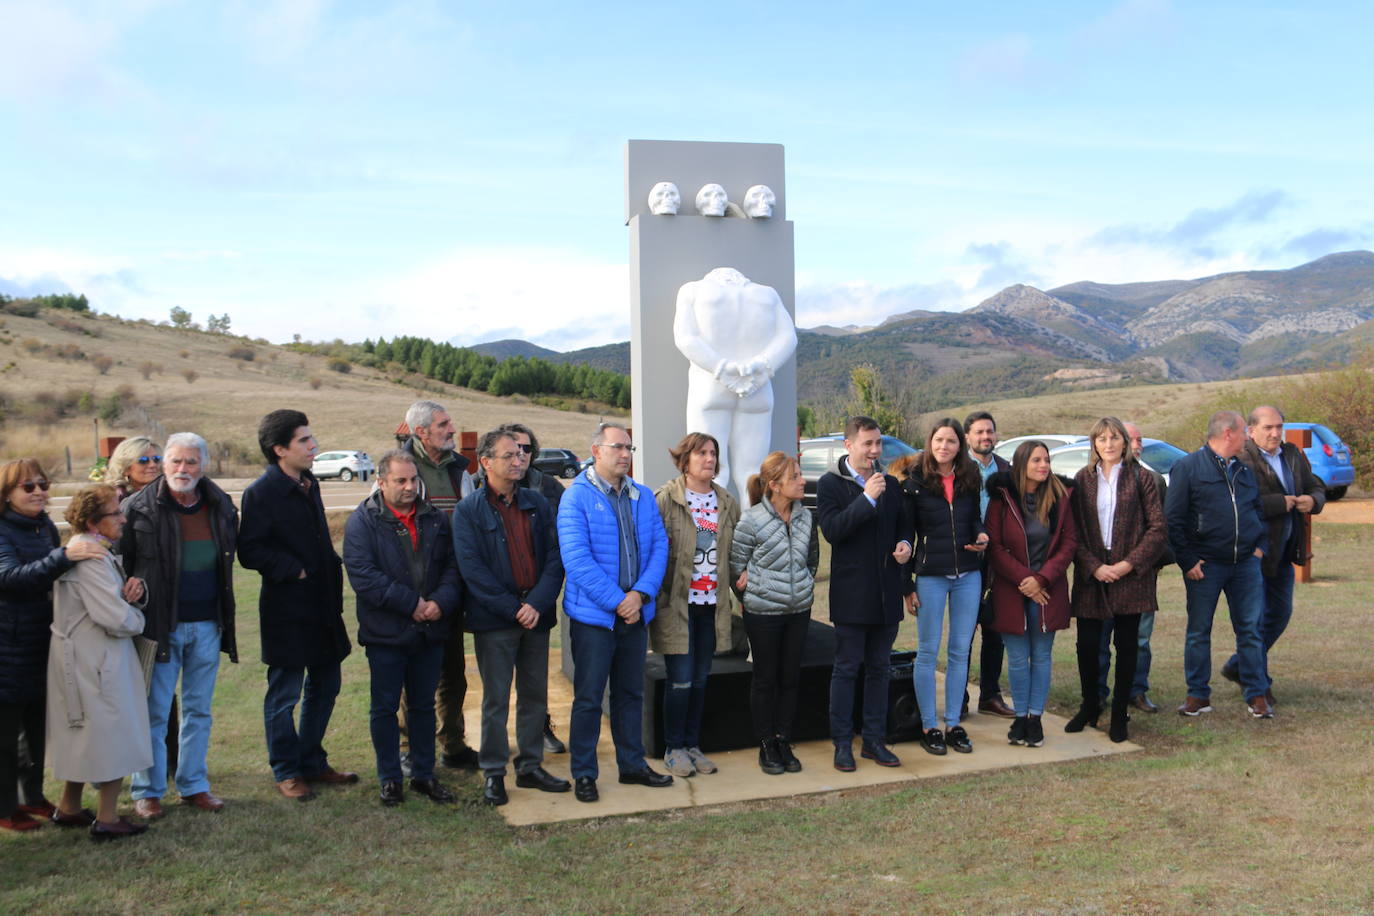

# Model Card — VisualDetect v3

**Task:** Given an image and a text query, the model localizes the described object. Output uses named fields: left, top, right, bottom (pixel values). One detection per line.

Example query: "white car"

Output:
left=993, top=434, right=1087, bottom=462
left=1047, top=438, right=1188, bottom=483
left=313, top=450, right=374, bottom=482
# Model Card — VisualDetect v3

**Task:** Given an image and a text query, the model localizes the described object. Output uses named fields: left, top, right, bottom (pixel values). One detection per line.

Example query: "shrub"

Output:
left=227, top=345, right=255, bottom=361
left=179, top=349, right=190, bottom=359
left=326, top=356, right=351, bottom=374
left=46, top=315, right=86, bottom=334
left=2, top=300, right=39, bottom=318
left=54, top=343, right=84, bottom=360
left=309, top=377, right=323, bottom=390
left=21, top=338, right=42, bottom=354
left=139, top=361, right=159, bottom=380
left=181, top=368, right=199, bottom=384
left=91, top=354, right=114, bottom=374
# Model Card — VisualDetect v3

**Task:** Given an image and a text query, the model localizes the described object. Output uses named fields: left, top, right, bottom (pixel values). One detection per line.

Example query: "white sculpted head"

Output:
left=743, top=185, right=775, bottom=219
left=695, top=183, right=728, bottom=217
left=647, top=181, right=680, bottom=215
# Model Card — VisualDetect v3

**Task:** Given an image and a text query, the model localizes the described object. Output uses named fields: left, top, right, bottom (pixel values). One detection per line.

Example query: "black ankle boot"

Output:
left=1109, top=700, right=1130, bottom=743
left=775, top=737, right=802, bottom=772
left=1064, top=702, right=1100, bottom=733
left=758, top=739, right=784, bottom=775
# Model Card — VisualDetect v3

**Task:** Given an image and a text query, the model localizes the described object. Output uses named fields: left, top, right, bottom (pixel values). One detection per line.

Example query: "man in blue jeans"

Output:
left=1165, top=411, right=1270, bottom=718
left=240, top=410, right=357, bottom=801
left=557, top=422, right=670, bottom=803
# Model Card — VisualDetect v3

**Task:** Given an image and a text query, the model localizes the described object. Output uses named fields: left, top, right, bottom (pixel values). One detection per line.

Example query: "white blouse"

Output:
left=1096, top=462, right=1121, bottom=552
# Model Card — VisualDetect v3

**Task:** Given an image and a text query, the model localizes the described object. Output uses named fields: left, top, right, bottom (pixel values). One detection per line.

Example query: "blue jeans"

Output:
left=661, top=605, right=716, bottom=751
left=569, top=617, right=647, bottom=780
left=264, top=663, right=342, bottom=782
left=1097, top=611, right=1155, bottom=701
left=1183, top=556, right=1265, bottom=701
left=366, top=642, right=444, bottom=784
left=1003, top=601, right=1056, bottom=717
left=132, top=619, right=221, bottom=800
left=914, top=574, right=982, bottom=730
left=1225, top=561, right=1295, bottom=692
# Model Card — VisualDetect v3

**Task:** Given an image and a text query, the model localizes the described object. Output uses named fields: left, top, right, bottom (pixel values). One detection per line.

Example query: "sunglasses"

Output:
left=19, top=480, right=51, bottom=494
left=514, top=443, right=533, bottom=453
left=136, top=455, right=163, bottom=465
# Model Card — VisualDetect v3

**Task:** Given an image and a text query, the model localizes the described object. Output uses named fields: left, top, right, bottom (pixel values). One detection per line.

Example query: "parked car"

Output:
left=532, top=447, right=582, bottom=479
left=799, top=434, right=918, bottom=509
left=1046, top=438, right=1188, bottom=483
left=1285, top=422, right=1354, bottom=500
left=313, top=449, right=374, bottom=482
left=993, top=434, right=1087, bottom=462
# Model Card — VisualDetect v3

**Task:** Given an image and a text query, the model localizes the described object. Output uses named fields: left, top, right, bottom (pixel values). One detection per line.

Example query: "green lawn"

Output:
left=3, top=526, right=1373, bottom=914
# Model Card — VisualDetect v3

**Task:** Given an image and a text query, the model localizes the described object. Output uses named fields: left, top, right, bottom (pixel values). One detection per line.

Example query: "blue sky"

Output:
left=2, top=1, right=1371, bottom=351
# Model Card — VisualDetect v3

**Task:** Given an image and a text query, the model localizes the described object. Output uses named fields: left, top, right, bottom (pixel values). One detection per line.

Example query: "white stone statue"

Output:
left=743, top=184, right=775, bottom=219
left=647, top=181, right=680, bottom=215
left=695, top=183, right=728, bottom=217
left=674, top=268, right=797, bottom=491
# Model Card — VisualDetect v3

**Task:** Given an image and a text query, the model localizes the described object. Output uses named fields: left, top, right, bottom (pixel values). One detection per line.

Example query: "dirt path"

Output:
left=1314, top=496, right=1374, bottom=525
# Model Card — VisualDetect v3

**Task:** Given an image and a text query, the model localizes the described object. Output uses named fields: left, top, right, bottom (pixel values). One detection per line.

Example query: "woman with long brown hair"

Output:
left=1067, top=417, right=1165, bottom=742
left=730, top=451, right=818, bottom=774
left=985, top=441, right=1078, bottom=748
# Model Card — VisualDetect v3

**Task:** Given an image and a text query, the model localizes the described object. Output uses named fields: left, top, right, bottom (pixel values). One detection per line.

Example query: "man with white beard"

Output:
left=121, top=432, right=240, bottom=819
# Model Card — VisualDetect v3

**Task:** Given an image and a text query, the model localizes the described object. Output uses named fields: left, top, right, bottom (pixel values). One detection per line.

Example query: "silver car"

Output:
left=313, top=449, right=374, bottom=482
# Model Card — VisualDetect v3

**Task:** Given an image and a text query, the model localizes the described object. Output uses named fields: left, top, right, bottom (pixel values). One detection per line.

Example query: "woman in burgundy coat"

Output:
left=1067, top=417, right=1166, bottom=743
left=985, top=442, right=1077, bottom=749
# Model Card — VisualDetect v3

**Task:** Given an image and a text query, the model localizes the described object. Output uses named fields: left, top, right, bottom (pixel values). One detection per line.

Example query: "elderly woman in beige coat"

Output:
left=652, top=432, right=740, bottom=779
left=48, top=484, right=152, bottom=841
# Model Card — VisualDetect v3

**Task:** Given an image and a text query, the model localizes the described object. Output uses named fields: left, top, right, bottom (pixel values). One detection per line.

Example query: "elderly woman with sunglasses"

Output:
left=104, top=436, right=163, bottom=502
left=0, top=460, right=110, bottom=831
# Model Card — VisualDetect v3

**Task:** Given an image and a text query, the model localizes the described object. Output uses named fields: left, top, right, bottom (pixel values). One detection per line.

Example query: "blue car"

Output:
left=1285, top=422, right=1354, bottom=501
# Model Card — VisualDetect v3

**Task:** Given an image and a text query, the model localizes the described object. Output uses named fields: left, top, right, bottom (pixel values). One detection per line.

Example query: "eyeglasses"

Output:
left=514, top=443, right=533, bottom=453
left=136, top=455, right=163, bottom=465
left=494, top=452, right=529, bottom=462
left=19, top=480, right=50, bottom=494
left=599, top=443, right=636, bottom=453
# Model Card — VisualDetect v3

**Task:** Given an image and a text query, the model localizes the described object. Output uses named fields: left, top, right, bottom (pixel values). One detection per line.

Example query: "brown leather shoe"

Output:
left=276, top=778, right=317, bottom=802
left=978, top=695, right=1017, bottom=718
left=308, top=767, right=359, bottom=785
left=1130, top=694, right=1160, bottom=714
left=133, top=798, right=164, bottom=820
left=1177, top=696, right=1214, bottom=716
left=179, top=791, right=225, bottom=812
left=18, top=799, right=56, bottom=820
left=1246, top=695, right=1275, bottom=719
left=1265, top=687, right=1277, bottom=708
left=0, top=812, right=43, bottom=832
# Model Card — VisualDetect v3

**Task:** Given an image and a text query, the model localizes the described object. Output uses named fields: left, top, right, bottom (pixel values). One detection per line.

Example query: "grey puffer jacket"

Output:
left=729, top=499, right=819, bottom=616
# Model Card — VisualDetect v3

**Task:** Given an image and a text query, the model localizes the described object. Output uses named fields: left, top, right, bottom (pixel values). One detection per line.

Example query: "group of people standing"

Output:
left=0, top=397, right=1323, bottom=836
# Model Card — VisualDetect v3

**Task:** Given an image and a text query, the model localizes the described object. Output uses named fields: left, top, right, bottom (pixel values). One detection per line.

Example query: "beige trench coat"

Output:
left=46, top=535, right=152, bottom=783
left=651, top=476, right=740, bottom=655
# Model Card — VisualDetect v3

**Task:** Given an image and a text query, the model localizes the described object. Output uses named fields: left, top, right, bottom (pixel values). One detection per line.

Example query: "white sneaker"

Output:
left=663, top=748, right=696, bottom=777
left=685, top=746, right=717, bottom=774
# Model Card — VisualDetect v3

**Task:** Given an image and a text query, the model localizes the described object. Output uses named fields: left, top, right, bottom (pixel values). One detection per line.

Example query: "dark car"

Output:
left=799, top=434, right=918, bottom=509
left=533, top=448, right=582, bottom=479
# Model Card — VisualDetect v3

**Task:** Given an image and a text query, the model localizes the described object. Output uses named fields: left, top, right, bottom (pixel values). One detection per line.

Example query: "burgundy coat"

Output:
left=1069, top=463, right=1167, bottom=619
left=985, top=472, right=1078, bottom=635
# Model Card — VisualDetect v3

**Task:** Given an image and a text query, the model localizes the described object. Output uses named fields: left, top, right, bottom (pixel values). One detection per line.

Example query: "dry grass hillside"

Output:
left=0, top=308, right=620, bottom=479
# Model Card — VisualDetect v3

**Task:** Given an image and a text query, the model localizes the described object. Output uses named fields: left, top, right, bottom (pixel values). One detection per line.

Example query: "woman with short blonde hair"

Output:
left=104, top=436, right=163, bottom=501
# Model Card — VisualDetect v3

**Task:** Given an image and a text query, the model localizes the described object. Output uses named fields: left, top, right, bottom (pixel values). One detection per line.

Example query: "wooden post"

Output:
left=1286, top=426, right=1314, bottom=584
left=458, top=430, right=478, bottom=469
left=65, top=446, right=72, bottom=476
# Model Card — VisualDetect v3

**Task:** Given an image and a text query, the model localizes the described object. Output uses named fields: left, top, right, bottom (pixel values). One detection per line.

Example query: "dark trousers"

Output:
left=744, top=611, right=809, bottom=741
left=366, top=642, right=444, bottom=783
left=569, top=617, right=647, bottom=780
left=473, top=627, right=550, bottom=777
left=829, top=622, right=899, bottom=744
left=661, top=605, right=716, bottom=751
left=0, top=698, right=46, bottom=815
left=964, top=589, right=1007, bottom=706
left=264, top=663, right=341, bottom=782
left=1075, top=615, right=1140, bottom=711
left=400, top=616, right=469, bottom=755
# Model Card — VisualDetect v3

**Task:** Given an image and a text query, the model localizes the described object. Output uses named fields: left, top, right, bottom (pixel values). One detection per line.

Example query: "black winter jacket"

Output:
left=453, top=484, right=563, bottom=633
left=816, top=456, right=914, bottom=626
left=0, top=509, right=72, bottom=703
left=120, top=477, right=239, bottom=664
left=901, top=472, right=986, bottom=577
left=343, top=491, right=460, bottom=648
left=238, top=465, right=350, bottom=668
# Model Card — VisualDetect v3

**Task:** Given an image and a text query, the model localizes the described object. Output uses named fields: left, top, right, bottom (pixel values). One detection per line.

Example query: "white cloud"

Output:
left=0, top=0, right=157, bottom=103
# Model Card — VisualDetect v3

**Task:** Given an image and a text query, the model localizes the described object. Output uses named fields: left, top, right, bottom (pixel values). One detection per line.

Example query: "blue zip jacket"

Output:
left=452, top=483, right=563, bottom=633
left=1165, top=445, right=1266, bottom=572
left=557, top=469, right=668, bottom=629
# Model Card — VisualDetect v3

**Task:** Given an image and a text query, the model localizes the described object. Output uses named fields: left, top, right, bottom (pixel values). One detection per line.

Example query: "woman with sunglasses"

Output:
left=105, top=436, right=163, bottom=501
left=49, top=485, right=152, bottom=840
left=0, top=460, right=108, bottom=831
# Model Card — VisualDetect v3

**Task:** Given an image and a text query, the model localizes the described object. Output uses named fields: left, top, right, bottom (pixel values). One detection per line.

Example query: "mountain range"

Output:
left=469, top=250, right=1374, bottom=411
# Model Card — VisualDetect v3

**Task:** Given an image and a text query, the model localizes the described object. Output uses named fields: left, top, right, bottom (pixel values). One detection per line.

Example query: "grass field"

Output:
left=3, top=516, right=1372, bottom=914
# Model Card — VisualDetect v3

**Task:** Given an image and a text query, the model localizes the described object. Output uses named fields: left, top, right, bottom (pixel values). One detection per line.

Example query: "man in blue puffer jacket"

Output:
left=1165, top=411, right=1269, bottom=718
left=557, top=422, right=670, bottom=803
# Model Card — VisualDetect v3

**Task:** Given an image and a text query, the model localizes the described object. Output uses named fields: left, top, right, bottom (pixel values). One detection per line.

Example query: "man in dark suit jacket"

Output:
left=816, top=416, right=913, bottom=772
left=1227, top=405, right=1325, bottom=707
left=239, top=409, right=356, bottom=802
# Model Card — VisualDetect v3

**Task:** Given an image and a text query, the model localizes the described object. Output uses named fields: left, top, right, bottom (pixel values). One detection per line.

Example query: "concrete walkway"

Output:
left=469, top=651, right=1139, bottom=826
